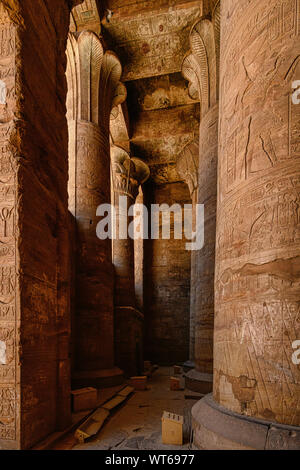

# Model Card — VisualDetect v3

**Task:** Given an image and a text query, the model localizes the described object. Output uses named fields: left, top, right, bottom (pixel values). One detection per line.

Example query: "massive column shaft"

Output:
left=194, top=104, right=218, bottom=385
left=215, top=0, right=300, bottom=427
left=111, top=146, right=149, bottom=376
left=67, top=33, right=126, bottom=387
left=176, top=140, right=199, bottom=369
left=0, top=0, right=79, bottom=450
left=181, top=6, right=219, bottom=392
left=192, top=0, right=300, bottom=450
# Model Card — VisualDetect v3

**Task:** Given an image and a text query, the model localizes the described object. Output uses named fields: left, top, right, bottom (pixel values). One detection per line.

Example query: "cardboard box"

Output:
left=161, top=411, right=183, bottom=445
left=173, top=365, right=181, bottom=375
left=71, top=387, right=98, bottom=412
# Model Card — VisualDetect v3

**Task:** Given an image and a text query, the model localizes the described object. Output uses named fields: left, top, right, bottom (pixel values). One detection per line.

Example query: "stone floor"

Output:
left=53, top=367, right=198, bottom=450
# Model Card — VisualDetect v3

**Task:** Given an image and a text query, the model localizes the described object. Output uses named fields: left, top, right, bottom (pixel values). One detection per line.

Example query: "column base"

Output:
left=192, top=394, right=300, bottom=450
left=115, top=306, right=144, bottom=377
left=72, top=367, right=124, bottom=389
left=182, top=360, right=195, bottom=372
left=184, top=369, right=213, bottom=394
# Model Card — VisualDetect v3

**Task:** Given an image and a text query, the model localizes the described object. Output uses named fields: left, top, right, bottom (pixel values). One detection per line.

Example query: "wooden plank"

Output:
left=75, top=408, right=110, bottom=443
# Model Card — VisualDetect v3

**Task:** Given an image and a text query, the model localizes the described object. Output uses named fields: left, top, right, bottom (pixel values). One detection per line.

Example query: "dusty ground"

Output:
left=53, top=367, right=198, bottom=450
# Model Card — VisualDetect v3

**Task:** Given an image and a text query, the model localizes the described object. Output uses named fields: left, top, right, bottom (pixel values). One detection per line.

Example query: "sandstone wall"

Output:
left=144, top=182, right=191, bottom=365
left=0, top=0, right=72, bottom=449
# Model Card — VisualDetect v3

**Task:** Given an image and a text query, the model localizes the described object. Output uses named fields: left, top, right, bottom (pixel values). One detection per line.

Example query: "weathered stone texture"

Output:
left=134, top=187, right=145, bottom=312
left=0, top=0, right=73, bottom=449
left=103, top=1, right=203, bottom=81
left=144, top=182, right=191, bottom=365
left=111, top=146, right=149, bottom=376
left=176, top=139, right=199, bottom=363
left=214, top=0, right=300, bottom=426
left=181, top=7, right=219, bottom=389
left=66, top=32, right=126, bottom=385
left=194, top=104, right=218, bottom=376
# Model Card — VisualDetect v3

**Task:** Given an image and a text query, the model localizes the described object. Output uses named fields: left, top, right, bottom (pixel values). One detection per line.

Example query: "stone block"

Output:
left=130, top=376, right=147, bottom=390
left=71, top=387, right=98, bottom=412
left=170, top=377, right=181, bottom=391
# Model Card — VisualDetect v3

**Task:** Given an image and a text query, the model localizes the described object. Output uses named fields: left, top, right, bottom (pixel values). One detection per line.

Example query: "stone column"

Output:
left=66, top=32, right=126, bottom=387
left=192, top=0, right=300, bottom=450
left=134, top=187, right=145, bottom=313
left=111, top=146, right=149, bottom=377
left=176, top=140, right=199, bottom=370
left=0, top=0, right=81, bottom=450
left=181, top=4, right=219, bottom=393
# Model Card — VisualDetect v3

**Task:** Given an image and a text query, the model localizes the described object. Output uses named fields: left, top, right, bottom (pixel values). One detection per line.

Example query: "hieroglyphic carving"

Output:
left=0, top=24, right=15, bottom=58
left=215, top=0, right=300, bottom=426
left=220, top=0, right=300, bottom=195
left=0, top=386, right=15, bottom=440
left=70, top=0, right=100, bottom=33
left=288, top=57, right=300, bottom=158
left=0, top=4, right=17, bottom=442
left=103, top=5, right=202, bottom=81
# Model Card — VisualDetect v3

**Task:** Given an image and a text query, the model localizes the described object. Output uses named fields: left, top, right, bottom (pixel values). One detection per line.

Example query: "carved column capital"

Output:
left=99, top=52, right=127, bottom=134
left=176, top=139, right=199, bottom=198
left=182, top=13, right=219, bottom=116
left=111, top=146, right=150, bottom=201
left=66, top=32, right=126, bottom=131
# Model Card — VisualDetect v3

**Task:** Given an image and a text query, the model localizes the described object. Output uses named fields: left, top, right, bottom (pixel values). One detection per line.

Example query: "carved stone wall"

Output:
left=0, top=0, right=73, bottom=450
left=214, top=0, right=300, bottom=426
left=144, top=181, right=191, bottom=365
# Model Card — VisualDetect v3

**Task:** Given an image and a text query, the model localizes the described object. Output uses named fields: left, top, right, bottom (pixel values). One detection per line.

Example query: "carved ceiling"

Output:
left=71, top=0, right=203, bottom=184
left=102, top=1, right=203, bottom=81
left=70, top=0, right=102, bottom=33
